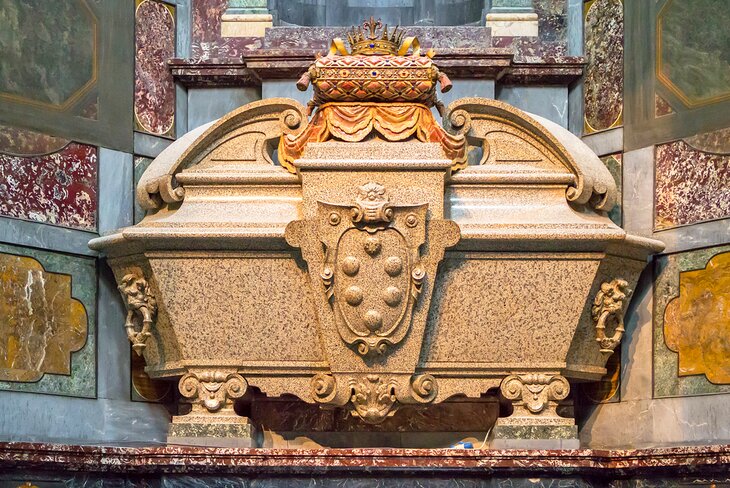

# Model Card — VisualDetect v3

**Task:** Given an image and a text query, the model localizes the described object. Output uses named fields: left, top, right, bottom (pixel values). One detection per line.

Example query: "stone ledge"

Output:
left=1, top=442, right=730, bottom=476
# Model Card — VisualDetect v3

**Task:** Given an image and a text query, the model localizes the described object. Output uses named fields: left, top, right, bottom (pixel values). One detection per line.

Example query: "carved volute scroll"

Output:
left=592, top=279, right=631, bottom=355
left=136, top=98, right=308, bottom=212
left=443, top=98, right=618, bottom=212
left=179, top=370, right=248, bottom=414
left=500, top=373, right=570, bottom=419
left=117, top=273, right=157, bottom=355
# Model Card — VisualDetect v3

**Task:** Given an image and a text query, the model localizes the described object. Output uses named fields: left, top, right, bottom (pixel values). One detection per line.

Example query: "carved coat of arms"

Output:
left=316, top=182, right=427, bottom=356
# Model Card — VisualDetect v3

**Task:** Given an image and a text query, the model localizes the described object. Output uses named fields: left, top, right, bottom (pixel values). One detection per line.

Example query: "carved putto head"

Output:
left=347, top=17, right=404, bottom=56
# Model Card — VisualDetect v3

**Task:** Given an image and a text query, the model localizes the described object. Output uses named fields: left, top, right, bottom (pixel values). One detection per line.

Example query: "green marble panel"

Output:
left=0, top=243, right=96, bottom=398
left=0, top=0, right=95, bottom=107
left=624, top=0, right=730, bottom=150
left=653, top=245, right=730, bottom=398
left=657, top=0, right=730, bottom=107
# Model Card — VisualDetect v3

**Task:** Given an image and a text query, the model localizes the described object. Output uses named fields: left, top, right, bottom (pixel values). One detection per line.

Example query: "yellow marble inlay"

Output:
left=664, top=251, right=730, bottom=384
left=0, top=253, right=87, bottom=382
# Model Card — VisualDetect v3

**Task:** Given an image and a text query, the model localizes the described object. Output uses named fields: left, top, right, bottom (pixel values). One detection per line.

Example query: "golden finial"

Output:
left=347, top=16, right=403, bottom=56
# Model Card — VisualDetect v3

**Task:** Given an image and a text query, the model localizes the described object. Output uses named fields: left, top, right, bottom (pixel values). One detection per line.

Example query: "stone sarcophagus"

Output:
left=90, top=20, right=663, bottom=446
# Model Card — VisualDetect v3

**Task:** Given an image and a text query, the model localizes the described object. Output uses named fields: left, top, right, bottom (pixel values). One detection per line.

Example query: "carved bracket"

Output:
left=500, top=373, right=570, bottom=417
left=117, top=273, right=157, bottom=356
left=592, top=279, right=631, bottom=355
left=310, top=372, right=439, bottom=424
left=178, top=371, right=248, bottom=413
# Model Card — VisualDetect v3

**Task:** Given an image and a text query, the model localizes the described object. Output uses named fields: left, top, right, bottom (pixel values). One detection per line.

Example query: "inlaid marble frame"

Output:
left=653, top=245, right=730, bottom=399
left=0, top=243, right=97, bottom=398
left=0, top=0, right=133, bottom=152
left=624, top=0, right=730, bottom=151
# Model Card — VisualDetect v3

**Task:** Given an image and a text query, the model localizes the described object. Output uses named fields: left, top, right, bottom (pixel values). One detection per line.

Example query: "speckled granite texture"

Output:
left=583, top=0, right=623, bottom=134
left=653, top=245, right=730, bottom=398
left=135, top=0, right=176, bottom=137
left=0, top=130, right=97, bottom=231
left=654, top=138, right=730, bottom=230
left=0, top=243, right=96, bottom=398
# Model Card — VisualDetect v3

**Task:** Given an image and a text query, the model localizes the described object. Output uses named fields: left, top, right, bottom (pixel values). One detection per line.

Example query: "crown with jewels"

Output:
left=347, top=17, right=404, bottom=56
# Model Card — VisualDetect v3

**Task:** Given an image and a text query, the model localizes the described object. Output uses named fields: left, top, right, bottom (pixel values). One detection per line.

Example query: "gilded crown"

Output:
left=347, top=17, right=404, bottom=56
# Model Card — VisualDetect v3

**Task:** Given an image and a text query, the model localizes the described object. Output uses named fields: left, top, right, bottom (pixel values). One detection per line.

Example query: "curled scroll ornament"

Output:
left=136, top=98, right=308, bottom=212
left=444, top=98, right=617, bottom=212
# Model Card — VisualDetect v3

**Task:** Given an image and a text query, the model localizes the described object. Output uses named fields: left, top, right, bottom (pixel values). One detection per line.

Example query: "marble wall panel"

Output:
left=0, top=127, right=97, bottom=231
left=624, top=1, right=730, bottom=150
left=0, top=1, right=132, bottom=151
left=0, top=0, right=95, bottom=110
left=0, top=243, right=96, bottom=398
left=653, top=245, right=730, bottom=398
left=135, top=0, right=176, bottom=138
left=583, top=0, right=623, bottom=134
left=654, top=136, right=730, bottom=231
left=192, top=0, right=262, bottom=60
left=656, top=0, right=730, bottom=108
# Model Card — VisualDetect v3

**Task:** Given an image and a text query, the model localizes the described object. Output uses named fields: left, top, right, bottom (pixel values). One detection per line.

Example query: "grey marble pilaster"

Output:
left=497, top=86, right=568, bottom=128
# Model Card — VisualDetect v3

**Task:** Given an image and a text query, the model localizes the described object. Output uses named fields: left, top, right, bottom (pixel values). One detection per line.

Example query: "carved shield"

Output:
left=316, top=184, right=428, bottom=356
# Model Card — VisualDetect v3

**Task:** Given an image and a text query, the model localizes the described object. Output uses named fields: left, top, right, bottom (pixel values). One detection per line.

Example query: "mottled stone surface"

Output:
left=653, top=245, right=730, bottom=397
left=601, top=153, right=622, bottom=226
left=0, top=125, right=70, bottom=156
left=192, top=0, right=262, bottom=60
left=657, top=0, right=730, bottom=107
left=0, top=138, right=97, bottom=231
left=584, top=0, right=623, bottom=134
left=663, top=251, right=730, bottom=384
left=683, top=127, right=730, bottom=154
left=654, top=94, right=674, bottom=118
left=0, top=0, right=95, bottom=108
left=3, top=442, right=730, bottom=477
left=0, top=253, right=87, bottom=382
left=0, top=243, right=96, bottom=398
left=654, top=138, right=730, bottom=230
left=135, top=0, right=176, bottom=137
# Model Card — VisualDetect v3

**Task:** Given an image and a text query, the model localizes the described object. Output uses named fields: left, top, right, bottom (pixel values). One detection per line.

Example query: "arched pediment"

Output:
left=137, top=98, right=308, bottom=211
left=444, top=98, right=616, bottom=212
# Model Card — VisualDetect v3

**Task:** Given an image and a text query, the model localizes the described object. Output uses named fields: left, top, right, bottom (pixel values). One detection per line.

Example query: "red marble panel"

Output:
left=0, top=125, right=70, bottom=156
left=135, top=0, right=176, bottom=137
left=0, top=140, right=97, bottom=231
left=655, top=138, right=730, bottom=230
left=191, top=0, right=261, bottom=60
left=583, top=0, right=623, bottom=134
